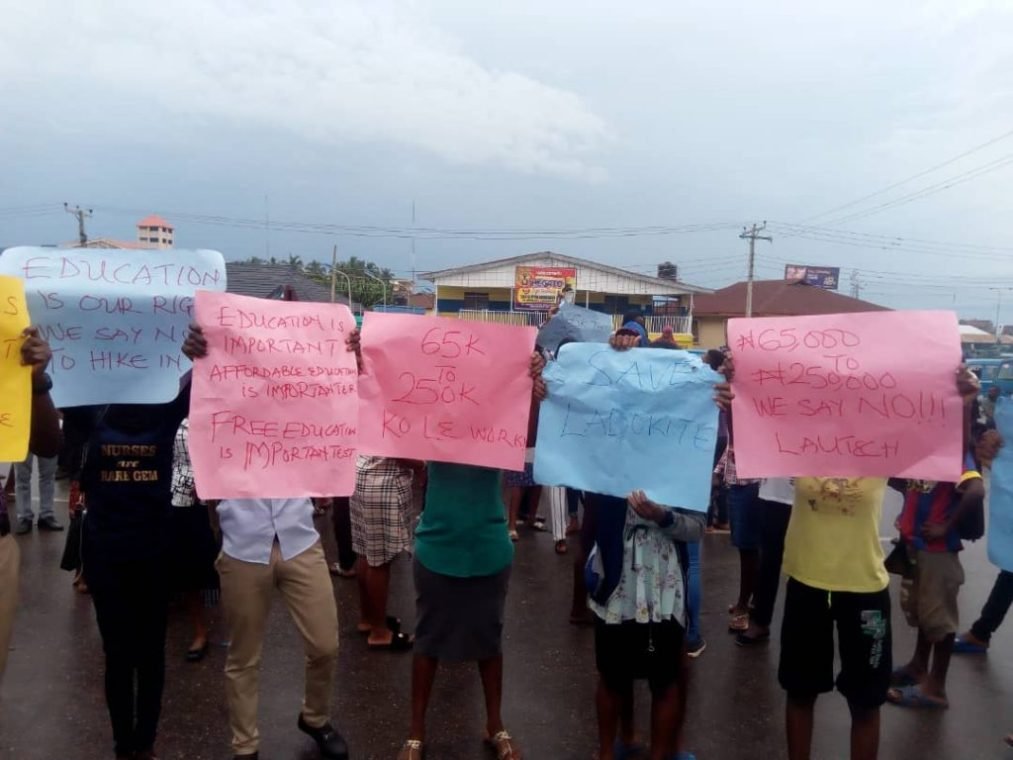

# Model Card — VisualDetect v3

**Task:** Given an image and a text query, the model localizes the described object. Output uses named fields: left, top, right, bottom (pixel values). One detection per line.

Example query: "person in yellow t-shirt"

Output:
left=778, top=476, right=891, bottom=760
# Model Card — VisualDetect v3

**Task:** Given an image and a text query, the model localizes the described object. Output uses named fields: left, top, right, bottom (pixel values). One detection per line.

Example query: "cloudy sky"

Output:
left=2, top=0, right=1012, bottom=319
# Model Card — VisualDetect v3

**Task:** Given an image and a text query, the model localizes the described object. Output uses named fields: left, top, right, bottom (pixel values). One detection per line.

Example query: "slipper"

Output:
left=484, top=729, right=520, bottom=759
left=727, top=613, right=749, bottom=632
left=953, top=635, right=988, bottom=655
left=614, top=738, right=646, bottom=759
left=368, top=630, right=414, bottom=652
left=889, top=668, right=920, bottom=688
left=887, top=685, right=948, bottom=710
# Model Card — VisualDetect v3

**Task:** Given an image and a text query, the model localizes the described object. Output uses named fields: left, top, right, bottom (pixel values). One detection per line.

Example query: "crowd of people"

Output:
left=0, top=311, right=1010, bottom=760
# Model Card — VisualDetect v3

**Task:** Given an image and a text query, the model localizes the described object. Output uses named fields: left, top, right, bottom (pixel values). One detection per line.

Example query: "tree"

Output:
left=235, top=252, right=396, bottom=309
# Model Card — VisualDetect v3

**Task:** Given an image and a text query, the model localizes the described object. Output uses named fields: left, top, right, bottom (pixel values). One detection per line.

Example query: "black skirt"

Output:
left=413, top=558, right=511, bottom=662
left=168, top=505, right=219, bottom=593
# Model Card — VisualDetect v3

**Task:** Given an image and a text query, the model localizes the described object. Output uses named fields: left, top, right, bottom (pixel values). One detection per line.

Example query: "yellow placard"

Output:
left=0, top=275, right=31, bottom=461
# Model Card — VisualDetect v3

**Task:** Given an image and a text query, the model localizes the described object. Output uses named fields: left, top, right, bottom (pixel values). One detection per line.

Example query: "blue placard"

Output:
left=533, top=343, right=722, bottom=511
left=989, top=398, right=1013, bottom=571
left=536, top=303, right=614, bottom=354
left=0, top=246, right=227, bottom=407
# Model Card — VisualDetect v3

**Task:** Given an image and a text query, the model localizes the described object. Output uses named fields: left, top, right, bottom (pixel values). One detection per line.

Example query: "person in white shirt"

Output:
left=184, top=325, right=354, bottom=760
left=215, top=497, right=347, bottom=760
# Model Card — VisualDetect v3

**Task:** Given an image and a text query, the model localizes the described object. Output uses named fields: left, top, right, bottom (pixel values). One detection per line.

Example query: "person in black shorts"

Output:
left=776, top=477, right=892, bottom=760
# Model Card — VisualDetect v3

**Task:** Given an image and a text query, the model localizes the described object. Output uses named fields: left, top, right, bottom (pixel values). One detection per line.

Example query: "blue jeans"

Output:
left=14, top=454, right=58, bottom=521
left=685, top=540, right=702, bottom=645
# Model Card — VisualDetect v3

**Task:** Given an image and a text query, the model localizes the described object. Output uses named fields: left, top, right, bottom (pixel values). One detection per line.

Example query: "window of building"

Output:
left=462, top=291, right=490, bottom=310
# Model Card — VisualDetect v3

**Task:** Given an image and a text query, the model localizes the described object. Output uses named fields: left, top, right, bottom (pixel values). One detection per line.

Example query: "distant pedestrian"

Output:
left=396, top=352, right=545, bottom=760
left=13, top=451, right=62, bottom=534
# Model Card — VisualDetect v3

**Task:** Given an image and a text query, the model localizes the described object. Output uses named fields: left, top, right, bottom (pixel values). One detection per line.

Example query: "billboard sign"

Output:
left=514, top=266, right=577, bottom=311
left=785, top=264, right=840, bottom=291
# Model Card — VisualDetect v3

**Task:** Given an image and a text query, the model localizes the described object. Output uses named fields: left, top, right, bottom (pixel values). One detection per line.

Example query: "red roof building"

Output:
left=693, top=279, right=888, bottom=348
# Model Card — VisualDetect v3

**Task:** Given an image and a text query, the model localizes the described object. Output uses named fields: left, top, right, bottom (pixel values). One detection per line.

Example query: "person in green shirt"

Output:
left=396, top=353, right=545, bottom=760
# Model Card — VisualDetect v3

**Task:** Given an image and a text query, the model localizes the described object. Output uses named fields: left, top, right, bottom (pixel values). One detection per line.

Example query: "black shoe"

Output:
left=13, top=518, right=32, bottom=535
left=233, top=754, right=258, bottom=760
left=297, top=714, right=349, bottom=759
left=37, top=516, right=64, bottom=531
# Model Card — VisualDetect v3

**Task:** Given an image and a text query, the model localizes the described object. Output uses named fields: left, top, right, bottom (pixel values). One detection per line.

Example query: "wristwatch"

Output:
left=32, top=371, right=53, bottom=396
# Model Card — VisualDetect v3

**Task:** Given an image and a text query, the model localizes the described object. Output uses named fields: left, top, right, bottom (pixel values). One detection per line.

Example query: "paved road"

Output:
left=1, top=498, right=1011, bottom=759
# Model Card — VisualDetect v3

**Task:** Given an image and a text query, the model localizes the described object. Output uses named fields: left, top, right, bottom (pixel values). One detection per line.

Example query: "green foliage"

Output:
left=235, top=253, right=395, bottom=309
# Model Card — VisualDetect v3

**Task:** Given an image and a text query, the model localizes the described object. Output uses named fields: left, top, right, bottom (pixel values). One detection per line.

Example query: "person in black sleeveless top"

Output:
left=79, top=384, right=190, bottom=760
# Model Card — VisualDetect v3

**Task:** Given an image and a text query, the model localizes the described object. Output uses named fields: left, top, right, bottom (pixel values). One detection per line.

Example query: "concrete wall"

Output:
left=696, top=317, right=728, bottom=349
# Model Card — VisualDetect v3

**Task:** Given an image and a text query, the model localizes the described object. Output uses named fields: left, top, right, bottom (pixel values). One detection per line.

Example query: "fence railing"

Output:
left=455, top=310, right=548, bottom=327
left=454, top=310, right=693, bottom=335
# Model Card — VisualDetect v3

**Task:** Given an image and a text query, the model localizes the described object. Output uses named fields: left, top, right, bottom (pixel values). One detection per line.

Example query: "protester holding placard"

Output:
left=183, top=325, right=351, bottom=760
left=771, top=367, right=978, bottom=760
left=78, top=386, right=192, bottom=760
left=0, top=327, right=62, bottom=680
left=395, top=351, right=545, bottom=760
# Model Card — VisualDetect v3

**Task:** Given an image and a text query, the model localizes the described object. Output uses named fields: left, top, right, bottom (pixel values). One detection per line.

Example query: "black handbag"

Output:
left=59, top=510, right=84, bottom=572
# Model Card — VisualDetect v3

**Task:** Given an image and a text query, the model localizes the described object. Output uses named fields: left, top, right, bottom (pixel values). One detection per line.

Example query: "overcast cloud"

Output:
left=1, top=0, right=1012, bottom=318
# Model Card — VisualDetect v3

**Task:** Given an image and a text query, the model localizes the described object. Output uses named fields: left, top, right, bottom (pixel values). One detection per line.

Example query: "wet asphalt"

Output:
left=1, top=494, right=1011, bottom=760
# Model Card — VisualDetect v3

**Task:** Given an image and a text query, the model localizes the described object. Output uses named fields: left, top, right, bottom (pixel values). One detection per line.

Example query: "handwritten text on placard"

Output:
left=0, top=247, right=226, bottom=407
left=357, top=313, right=536, bottom=470
left=0, top=276, right=31, bottom=461
left=189, top=291, right=358, bottom=499
left=728, top=311, right=962, bottom=480
left=534, top=344, right=721, bottom=511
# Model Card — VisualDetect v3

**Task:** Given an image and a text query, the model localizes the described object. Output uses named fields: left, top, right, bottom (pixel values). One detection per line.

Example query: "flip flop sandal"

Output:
left=727, top=613, right=749, bottom=632
left=485, top=729, right=521, bottom=759
left=397, top=739, right=425, bottom=760
left=953, top=635, right=988, bottom=654
left=889, top=667, right=920, bottom=687
left=887, top=685, right=948, bottom=709
left=357, top=615, right=403, bottom=635
left=368, top=630, right=414, bottom=652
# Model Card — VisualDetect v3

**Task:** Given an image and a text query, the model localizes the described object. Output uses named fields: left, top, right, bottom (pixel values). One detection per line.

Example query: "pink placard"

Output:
left=358, top=313, right=536, bottom=470
left=728, top=310, right=962, bottom=480
left=189, top=291, right=358, bottom=499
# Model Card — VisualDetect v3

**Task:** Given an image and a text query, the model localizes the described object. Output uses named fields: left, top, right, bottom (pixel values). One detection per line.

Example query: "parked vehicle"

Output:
left=967, top=358, right=1003, bottom=394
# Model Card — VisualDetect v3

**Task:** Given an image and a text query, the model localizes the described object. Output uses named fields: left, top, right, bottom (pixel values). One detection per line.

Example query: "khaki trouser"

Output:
left=217, top=540, right=338, bottom=755
left=0, top=534, right=20, bottom=678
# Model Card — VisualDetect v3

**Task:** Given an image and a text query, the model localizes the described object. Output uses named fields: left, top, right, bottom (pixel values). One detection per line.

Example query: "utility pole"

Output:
left=330, top=244, right=353, bottom=308
left=849, top=269, right=862, bottom=299
left=739, top=222, right=772, bottom=317
left=989, top=287, right=1013, bottom=343
left=64, top=203, right=93, bottom=246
